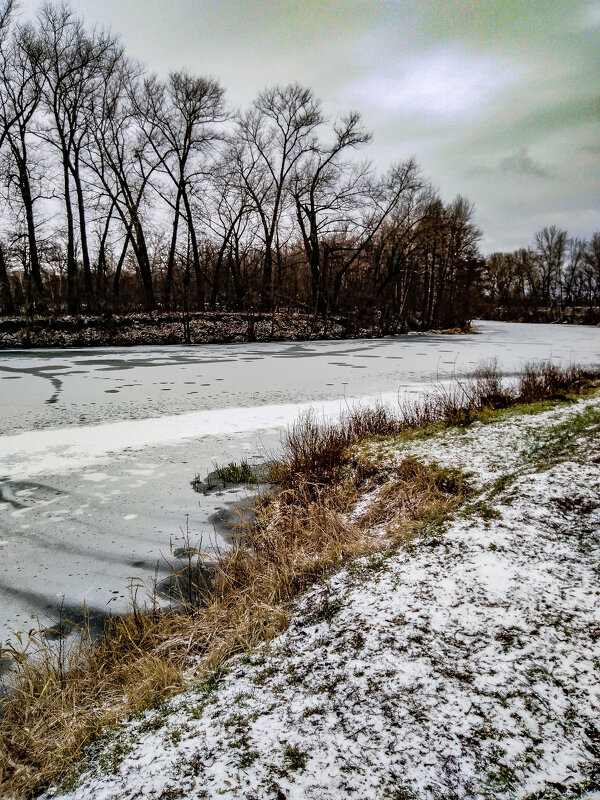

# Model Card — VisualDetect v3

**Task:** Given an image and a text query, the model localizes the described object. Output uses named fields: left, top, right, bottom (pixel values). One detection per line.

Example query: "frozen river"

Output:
left=1, top=321, right=599, bottom=646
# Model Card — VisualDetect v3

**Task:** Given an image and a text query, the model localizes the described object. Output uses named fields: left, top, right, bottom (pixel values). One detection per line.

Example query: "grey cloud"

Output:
left=14, top=0, right=600, bottom=253
left=499, top=148, right=552, bottom=179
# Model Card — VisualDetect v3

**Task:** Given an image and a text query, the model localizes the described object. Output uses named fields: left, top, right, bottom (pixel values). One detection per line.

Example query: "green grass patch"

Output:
left=475, top=396, right=577, bottom=425
left=458, top=500, right=502, bottom=521
left=192, top=460, right=258, bottom=492
left=195, top=663, right=228, bottom=698
left=215, top=460, right=256, bottom=485
left=527, top=405, right=600, bottom=466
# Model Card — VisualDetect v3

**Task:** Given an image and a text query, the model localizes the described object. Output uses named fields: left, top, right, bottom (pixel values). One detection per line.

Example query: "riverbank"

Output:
left=479, top=304, right=600, bottom=326
left=1, top=363, right=599, bottom=799
left=1, top=307, right=597, bottom=351
left=0, top=310, right=420, bottom=349
left=46, top=392, right=600, bottom=800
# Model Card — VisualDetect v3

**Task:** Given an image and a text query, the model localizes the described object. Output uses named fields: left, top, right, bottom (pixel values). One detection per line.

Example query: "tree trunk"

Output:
left=130, top=215, right=156, bottom=310
left=13, top=135, right=45, bottom=302
left=295, top=199, right=325, bottom=315
left=181, top=188, right=203, bottom=309
left=73, top=161, right=97, bottom=312
left=96, top=202, right=115, bottom=302
left=261, top=243, right=273, bottom=311
left=211, top=239, right=227, bottom=310
left=0, top=243, right=15, bottom=315
left=211, top=215, right=241, bottom=310
left=113, top=230, right=130, bottom=304
left=20, top=168, right=44, bottom=301
left=63, top=159, right=78, bottom=315
left=163, top=188, right=183, bottom=309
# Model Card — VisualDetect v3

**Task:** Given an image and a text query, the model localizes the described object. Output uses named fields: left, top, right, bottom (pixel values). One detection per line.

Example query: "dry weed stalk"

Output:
left=277, top=360, right=598, bottom=490
left=0, top=478, right=367, bottom=796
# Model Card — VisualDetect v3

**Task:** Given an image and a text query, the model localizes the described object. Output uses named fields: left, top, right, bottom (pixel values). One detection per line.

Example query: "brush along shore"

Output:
left=0, top=363, right=599, bottom=799
left=0, top=310, right=473, bottom=350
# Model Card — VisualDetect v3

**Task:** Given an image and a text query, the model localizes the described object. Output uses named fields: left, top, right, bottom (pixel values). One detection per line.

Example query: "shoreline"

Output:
left=2, top=364, right=599, bottom=798
left=0, top=310, right=468, bottom=350
left=1, top=308, right=598, bottom=351
left=32, top=382, right=600, bottom=799
left=479, top=305, right=600, bottom=326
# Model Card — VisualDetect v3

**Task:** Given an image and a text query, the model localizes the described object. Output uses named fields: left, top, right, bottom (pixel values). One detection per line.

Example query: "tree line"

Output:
left=0, top=1, right=483, bottom=332
left=481, top=226, right=600, bottom=316
left=1, top=3, right=596, bottom=333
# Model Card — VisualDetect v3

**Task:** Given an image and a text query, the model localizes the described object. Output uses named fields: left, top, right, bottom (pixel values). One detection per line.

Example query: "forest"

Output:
left=480, top=226, right=600, bottom=322
left=0, top=2, right=598, bottom=335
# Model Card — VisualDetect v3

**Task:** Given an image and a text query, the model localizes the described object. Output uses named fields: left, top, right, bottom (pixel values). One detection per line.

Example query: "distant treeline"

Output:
left=0, top=3, right=597, bottom=334
left=479, top=227, right=600, bottom=321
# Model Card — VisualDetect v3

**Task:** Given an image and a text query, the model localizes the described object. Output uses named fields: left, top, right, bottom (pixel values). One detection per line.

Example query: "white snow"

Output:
left=42, top=395, right=600, bottom=800
left=1, top=390, right=416, bottom=479
left=362, top=392, right=600, bottom=490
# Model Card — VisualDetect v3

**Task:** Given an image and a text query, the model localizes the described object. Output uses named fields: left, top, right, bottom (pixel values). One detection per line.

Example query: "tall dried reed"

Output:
left=276, top=360, right=598, bottom=490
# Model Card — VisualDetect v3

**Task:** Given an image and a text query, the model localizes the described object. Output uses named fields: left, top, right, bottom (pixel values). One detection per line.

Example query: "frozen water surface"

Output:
left=0, top=321, right=598, bottom=644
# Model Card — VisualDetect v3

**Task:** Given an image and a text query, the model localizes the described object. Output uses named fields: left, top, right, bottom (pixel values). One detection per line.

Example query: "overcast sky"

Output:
left=16, top=0, right=600, bottom=254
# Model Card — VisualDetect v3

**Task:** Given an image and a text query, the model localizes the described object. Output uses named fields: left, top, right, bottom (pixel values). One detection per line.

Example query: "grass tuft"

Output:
left=215, top=461, right=256, bottom=485
left=273, top=360, right=598, bottom=492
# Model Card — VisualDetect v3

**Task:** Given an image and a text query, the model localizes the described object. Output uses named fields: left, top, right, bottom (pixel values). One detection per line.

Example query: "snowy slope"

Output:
left=44, top=396, right=600, bottom=800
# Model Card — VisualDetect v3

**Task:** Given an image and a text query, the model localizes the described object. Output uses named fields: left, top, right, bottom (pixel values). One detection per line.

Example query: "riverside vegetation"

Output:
left=0, top=361, right=599, bottom=798
left=1, top=4, right=598, bottom=341
left=65, top=396, right=600, bottom=798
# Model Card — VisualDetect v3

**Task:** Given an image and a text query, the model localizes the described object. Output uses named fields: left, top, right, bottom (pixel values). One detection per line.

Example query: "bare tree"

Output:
left=562, top=237, right=586, bottom=306
left=0, top=240, right=14, bottom=313
left=35, top=2, right=122, bottom=313
left=436, top=196, right=482, bottom=326
left=583, top=232, right=600, bottom=306
left=85, top=52, right=158, bottom=309
left=326, top=158, right=422, bottom=313
left=483, top=252, right=519, bottom=306
left=0, top=0, right=14, bottom=46
left=0, top=1, right=17, bottom=313
left=534, top=224, right=567, bottom=306
left=203, top=156, right=256, bottom=309
left=235, top=84, right=323, bottom=309
left=136, top=72, right=226, bottom=308
left=292, top=111, right=371, bottom=314
left=370, top=182, right=436, bottom=331
left=0, top=23, right=46, bottom=301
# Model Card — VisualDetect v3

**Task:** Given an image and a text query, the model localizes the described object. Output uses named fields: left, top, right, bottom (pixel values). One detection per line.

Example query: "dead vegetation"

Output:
left=0, top=360, right=598, bottom=798
left=353, top=457, right=471, bottom=535
left=275, top=359, right=599, bottom=491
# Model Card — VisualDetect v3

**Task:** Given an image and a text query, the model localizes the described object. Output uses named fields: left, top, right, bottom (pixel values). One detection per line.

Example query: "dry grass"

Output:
left=0, top=360, right=598, bottom=798
left=0, top=476, right=381, bottom=796
left=272, top=400, right=402, bottom=491
left=276, top=360, right=599, bottom=490
left=517, top=362, right=588, bottom=403
left=354, top=456, right=471, bottom=536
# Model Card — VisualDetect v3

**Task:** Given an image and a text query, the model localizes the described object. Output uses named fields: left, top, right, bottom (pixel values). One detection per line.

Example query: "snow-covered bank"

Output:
left=0, top=310, right=414, bottom=351
left=43, top=395, right=600, bottom=800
